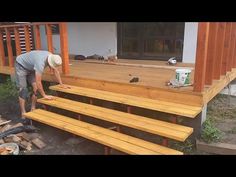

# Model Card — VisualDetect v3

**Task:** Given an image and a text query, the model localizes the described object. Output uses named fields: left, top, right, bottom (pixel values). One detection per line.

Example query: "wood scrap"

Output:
left=4, top=135, right=21, bottom=143
left=0, top=124, right=12, bottom=133
left=16, top=132, right=31, bottom=141
left=19, top=141, right=32, bottom=151
left=0, top=125, right=38, bottom=139
left=0, top=120, right=11, bottom=126
left=0, top=139, right=4, bottom=144
left=32, top=138, right=46, bottom=149
left=10, top=123, right=23, bottom=129
left=0, top=120, right=44, bottom=153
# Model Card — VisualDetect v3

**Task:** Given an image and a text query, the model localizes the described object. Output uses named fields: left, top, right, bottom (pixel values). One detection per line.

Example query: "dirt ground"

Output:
left=206, top=94, right=236, bottom=144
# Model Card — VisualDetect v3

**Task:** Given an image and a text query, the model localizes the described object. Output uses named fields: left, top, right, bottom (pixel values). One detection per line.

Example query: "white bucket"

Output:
left=175, top=68, right=191, bottom=85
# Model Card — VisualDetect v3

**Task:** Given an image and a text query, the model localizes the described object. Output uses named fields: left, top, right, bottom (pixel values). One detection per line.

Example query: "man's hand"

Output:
left=44, top=95, right=55, bottom=100
left=59, top=84, right=71, bottom=89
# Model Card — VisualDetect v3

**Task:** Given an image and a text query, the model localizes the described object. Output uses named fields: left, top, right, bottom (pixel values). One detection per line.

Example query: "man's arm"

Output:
left=35, top=72, right=54, bottom=100
left=53, top=68, right=70, bottom=89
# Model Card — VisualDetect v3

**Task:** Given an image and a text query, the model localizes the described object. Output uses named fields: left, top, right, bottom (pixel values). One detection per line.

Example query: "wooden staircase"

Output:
left=24, top=84, right=200, bottom=155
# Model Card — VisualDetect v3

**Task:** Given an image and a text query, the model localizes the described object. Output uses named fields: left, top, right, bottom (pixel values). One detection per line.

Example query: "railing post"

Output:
left=213, top=22, right=226, bottom=80
left=24, top=26, right=31, bottom=52
left=229, top=23, right=236, bottom=70
left=5, top=28, right=14, bottom=67
left=33, top=25, right=41, bottom=50
left=227, top=22, right=234, bottom=72
left=205, top=23, right=218, bottom=86
left=0, top=30, right=6, bottom=66
left=193, top=22, right=210, bottom=92
left=233, top=23, right=236, bottom=68
left=14, top=27, right=21, bottom=56
left=59, top=23, right=69, bottom=75
left=221, top=23, right=232, bottom=75
left=45, top=24, right=54, bottom=53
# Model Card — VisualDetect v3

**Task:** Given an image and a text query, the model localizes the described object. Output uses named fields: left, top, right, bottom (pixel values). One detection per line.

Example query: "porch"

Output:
left=0, top=22, right=236, bottom=154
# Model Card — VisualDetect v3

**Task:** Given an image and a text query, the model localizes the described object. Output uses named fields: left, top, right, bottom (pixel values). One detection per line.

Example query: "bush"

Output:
left=201, top=118, right=223, bottom=143
left=0, top=78, right=18, bottom=101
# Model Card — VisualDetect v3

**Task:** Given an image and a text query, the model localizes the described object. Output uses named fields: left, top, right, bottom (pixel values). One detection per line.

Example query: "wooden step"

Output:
left=37, top=97, right=193, bottom=141
left=24, top=109, right=183, bottom=155
left=50, top=84, right=202, bottom=118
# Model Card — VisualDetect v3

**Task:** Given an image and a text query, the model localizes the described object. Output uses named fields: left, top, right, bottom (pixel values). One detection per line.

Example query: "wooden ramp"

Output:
left=50, top=85, right=202, bottom=118
left=24, top=109, right=183, bottom=155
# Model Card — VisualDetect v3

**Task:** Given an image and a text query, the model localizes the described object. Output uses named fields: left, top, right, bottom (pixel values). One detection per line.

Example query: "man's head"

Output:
left=48, top=54, right=62, bottom=69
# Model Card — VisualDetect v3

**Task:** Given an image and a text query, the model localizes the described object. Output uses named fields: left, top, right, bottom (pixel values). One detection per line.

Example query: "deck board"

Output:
left=24, top=109, right=183, bottom=155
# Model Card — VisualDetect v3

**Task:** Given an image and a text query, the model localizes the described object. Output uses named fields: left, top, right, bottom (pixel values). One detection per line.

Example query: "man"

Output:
left=15, top=50, right=70, bottom=122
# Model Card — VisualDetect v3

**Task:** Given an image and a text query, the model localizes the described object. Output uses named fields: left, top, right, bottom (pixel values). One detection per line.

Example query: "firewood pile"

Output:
left=0, top=117, right=46, bottom=155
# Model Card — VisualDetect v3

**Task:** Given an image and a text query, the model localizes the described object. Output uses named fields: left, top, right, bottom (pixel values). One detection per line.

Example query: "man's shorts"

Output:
left=15, top=62, right=36, bottom=89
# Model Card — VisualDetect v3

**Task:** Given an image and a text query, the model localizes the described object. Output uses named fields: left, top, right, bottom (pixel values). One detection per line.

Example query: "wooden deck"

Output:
left=1, top=58, right=236, bottom=108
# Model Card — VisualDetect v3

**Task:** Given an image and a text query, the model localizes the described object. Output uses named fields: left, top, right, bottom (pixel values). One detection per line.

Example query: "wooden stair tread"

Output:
left=50, top=84, right=202, bottom=118
left=24, top=109, right=183, bottom=155
left=37, top=97, right=193, bottom=141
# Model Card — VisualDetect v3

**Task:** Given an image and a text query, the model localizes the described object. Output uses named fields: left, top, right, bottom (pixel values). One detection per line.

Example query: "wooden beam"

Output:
left=5, top=28, right=14, bottom=67
left=203, top=68, right=236, bottom=104
left=205, top=23, right=218, bottom=85
left=221, top=23, right=232, bottom=75
left=232, top=23, right=236, bottom=68
left=24, top=26, right=31, bottom=52
left=59, top=23, right=69, bottom=75
left=33, top=25, right=41, bottom=50
left=213, top=22, right=226, bottom=80
left=193, top=22, right=210, bottom=92
left=45, top=24, right=53, bottom=53
left=227, top=22, right=235, bottom=72
left=14, top=27, right=21, bottom=56
left=0, top=30, right=6, bottom=66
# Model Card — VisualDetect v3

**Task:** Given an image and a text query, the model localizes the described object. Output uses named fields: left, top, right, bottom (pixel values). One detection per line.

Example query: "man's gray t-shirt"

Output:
left=16, top=50, right=51, bottom=74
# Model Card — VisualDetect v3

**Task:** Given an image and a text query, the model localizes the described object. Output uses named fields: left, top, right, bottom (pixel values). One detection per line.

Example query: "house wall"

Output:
left=182, top=22, right=198, bottom=63
left=39, top=22, right=198, bottom=63
left=40, top=22, right=117, bottom=57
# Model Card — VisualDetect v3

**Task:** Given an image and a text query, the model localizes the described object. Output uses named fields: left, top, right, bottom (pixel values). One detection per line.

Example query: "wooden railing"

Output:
left=0, top=22, right=69, bottom=75
left=194, top=22, right=236, bottom=92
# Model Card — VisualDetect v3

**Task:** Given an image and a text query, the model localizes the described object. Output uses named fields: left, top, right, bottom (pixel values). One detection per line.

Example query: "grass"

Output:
left=170, top=139, right=195, bottom=154
left=201, top=117, right=223, bottom=143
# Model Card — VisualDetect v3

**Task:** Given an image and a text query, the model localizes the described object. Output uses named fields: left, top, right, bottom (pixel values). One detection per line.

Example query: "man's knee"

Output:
left=19, top=88, right=28, bottom=100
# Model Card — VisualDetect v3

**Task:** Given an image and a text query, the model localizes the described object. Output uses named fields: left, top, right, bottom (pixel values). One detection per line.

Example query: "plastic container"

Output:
left=175, top=69, right=191, bottom=85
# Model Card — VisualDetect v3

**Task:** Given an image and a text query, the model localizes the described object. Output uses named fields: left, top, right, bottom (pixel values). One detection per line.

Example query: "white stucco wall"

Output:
left=40, top=22, right=117, bottom=57
left=39, top=22, right=198, bottom=63
left=182, top=22, right=198, bottom=63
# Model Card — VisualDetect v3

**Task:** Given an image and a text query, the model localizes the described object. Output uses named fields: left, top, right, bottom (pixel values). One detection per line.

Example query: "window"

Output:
left=118, top=22, right=185, bottom=61
left=51, top=24, right=59, bottom=34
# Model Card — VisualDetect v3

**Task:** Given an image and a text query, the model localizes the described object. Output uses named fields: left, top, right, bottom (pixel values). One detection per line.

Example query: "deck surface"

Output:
left=1, top=58, right=236, bottom=107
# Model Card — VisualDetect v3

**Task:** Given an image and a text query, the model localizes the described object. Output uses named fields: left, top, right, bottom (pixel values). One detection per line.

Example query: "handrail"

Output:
left=0, top=22, right=69, bottom=75
left=0, top=22, right=59, bottom=29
